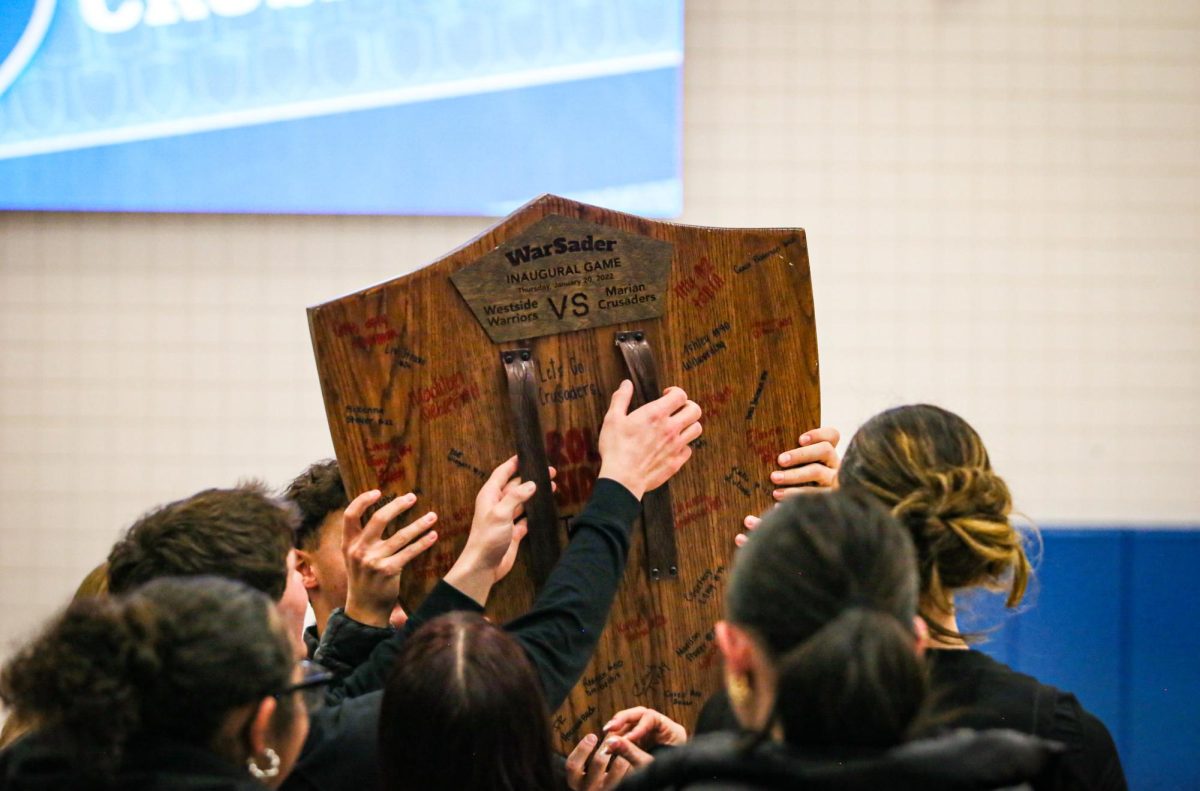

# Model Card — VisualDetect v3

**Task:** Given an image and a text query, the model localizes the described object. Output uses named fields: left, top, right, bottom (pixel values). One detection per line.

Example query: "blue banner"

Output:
left=0, top=0, right=683, bottom=216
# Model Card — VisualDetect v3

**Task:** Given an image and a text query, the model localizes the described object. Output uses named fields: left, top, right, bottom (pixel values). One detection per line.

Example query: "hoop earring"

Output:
left=247, top=747, right=281, bottom=780
left=727, top=673, right=752, bottom=709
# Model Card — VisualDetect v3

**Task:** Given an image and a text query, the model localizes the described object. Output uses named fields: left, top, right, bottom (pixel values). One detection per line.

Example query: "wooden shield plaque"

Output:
left=308, top=195, right=818, bottom=744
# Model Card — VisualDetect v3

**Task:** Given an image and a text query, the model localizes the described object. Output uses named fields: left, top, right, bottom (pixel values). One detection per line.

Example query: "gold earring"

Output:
left=727, top=673, right=752, bottom=708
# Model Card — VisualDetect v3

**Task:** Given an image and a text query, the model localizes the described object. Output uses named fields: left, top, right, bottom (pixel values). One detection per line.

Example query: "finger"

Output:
left=645, top=385, right=687, bottom=417
left=380, top=529, right=439, bottom=575
left=342, top=490, right=383, bottom=546
left=584, top=739, right=616, bottom=787
left=564, top=733, right=597, bottom=782
left=770, top=460, right=837, bottom=489
left=600, top=756, right=631, bottom=790
left=679, top=420, right=703, bottom=446
left=602, top=707, right=649, bottom=736
left=496, top=480, right=537, bottom=521
left=363, top=492, right=418, bottom=541
left=734, top=532, right=749, bottom=548
left=799, top=426, right=841, bottom=449
left=776, top=440, right=838, bottom=472
left=480, top=455, right=520, bottom=502
left=773, top=484, right=827, bottom=501
left=379, top=510, right=438, bottom=554
left=743, top=514, right=762, bottom=530
left=667, top=400, right=702, bottom=430
left=623, top=710, right=661, bottom=744
left=605, top=735, right=655, bottom=769
left=548, top=466, right=557, bottom=480
left=606, top=379, right=634, bottom=419
left=670, top=444, right=693, bottom=471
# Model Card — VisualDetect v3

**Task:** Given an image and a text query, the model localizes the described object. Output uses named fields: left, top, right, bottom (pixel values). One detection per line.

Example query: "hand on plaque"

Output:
left=603, top=705, right=688, bottom=751
left=444, top=455, right=556, bottom=606
left=565, top=733, right=633, bottom=791
left=342, top=489, right=438, bottom=628
left=736, top=426, right=841, bottom=548
left=598, top=381, right=702, bottom=501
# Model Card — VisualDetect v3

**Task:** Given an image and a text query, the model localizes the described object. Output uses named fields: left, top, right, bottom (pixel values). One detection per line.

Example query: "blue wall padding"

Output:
left=1126, top=532, right=1200, bottom=790
left=959, top=528, right=1199, bottom=791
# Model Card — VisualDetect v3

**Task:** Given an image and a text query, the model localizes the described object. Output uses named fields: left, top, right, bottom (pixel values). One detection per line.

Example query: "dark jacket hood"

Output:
left=617, top=729, right=1064, bottom=791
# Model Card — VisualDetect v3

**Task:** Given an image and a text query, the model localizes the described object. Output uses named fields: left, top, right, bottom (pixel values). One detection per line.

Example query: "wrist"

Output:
left=443, top=551, right=494, bottom=607
left=598, top=463, right=646, bottom=501
left=343, top=594, right=392, bottom=628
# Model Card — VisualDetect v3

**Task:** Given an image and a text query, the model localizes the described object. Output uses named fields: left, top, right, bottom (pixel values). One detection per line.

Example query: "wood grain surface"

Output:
left=307, top=194, right=818, bottom=745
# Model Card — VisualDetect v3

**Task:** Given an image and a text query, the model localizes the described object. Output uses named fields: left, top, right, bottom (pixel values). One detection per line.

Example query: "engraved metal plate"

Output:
left=450, top=214, right=673, bottom=343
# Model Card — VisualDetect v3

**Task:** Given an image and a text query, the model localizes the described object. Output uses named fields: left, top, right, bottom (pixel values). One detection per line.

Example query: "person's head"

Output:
left=106, top=483, right=309, bottom=655
left=283, top=459, right=407, bottom=631
left=284, top=460, right=350, bottom=624
left=838, top=404, right=1032, bottom=629
left=379, top=612, right=558, bottom=791
left=717, top=490, right=927, bottom=749
left=0, top=576, right=313, bottom=787
left=0, top=561, right=112, bottom=751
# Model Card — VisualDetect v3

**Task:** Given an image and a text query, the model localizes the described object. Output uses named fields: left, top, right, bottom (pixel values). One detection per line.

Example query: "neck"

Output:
left=312, top=597, right=335, bottom=637
left=925, top=597, right=969, bottom=650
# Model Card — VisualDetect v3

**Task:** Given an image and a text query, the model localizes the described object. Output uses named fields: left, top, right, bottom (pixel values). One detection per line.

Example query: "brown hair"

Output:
left=283, top=459, right=349, bottom=549
left=107, top=483, right=296, bottom=600
left=839, top=404, right=1032, bottom=635
left=379, top=612, right=558, bottom=791
left=0, top=562, right=111, bottom=750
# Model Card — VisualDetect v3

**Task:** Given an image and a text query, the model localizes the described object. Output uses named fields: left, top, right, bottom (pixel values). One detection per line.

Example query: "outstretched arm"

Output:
left=508, top=381, right=702, bottom=708
left=323, top=458, right=545, bottom=704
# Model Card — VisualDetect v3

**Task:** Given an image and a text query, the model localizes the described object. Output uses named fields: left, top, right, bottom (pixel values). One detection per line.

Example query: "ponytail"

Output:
left=772, top=608, right=926, bottom=748
left=727, top=490, right=924, bottom=751
left=839, top=404, right=1036, bottom=637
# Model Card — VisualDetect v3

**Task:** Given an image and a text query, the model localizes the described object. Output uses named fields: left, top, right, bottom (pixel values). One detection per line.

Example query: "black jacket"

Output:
left=696, top=649, right=1125, bottom=791
left=0, top=732, right=265, bottom=791
left=615, top=730, right=1063, bottom=791
left=282, top=478, right=641, bottom=791
left=303, top=612, right=393, bottom=679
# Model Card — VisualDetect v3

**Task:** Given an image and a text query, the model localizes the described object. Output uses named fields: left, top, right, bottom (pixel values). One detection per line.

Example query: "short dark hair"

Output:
left=0, top=576, right=293, bottom=779
left=283, top=459, right=348, bottom=549
left=380, top=612, right=558, bottom=791
left=107, top=483, right=296, bottom=600
left=730, top=489, right=926, bottom=749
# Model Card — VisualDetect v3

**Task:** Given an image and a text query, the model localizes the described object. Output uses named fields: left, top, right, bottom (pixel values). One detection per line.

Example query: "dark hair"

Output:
left=107, top=483, right=297, bottom=600
left=379, top=612, right=558, bottom=791
left=0, top=576, right=294, bottom=778
left=728, top=490, right=926, bottom=749
left=283, top=459, right=348, bottom=549
left=838, top=404, right=1032, bottom=635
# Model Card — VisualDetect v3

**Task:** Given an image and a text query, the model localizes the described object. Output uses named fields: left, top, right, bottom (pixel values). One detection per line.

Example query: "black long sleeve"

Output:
left=284, top=479, right=640, bottom=791
left=507, top=477, right=640, bottom=708
left=323, top=580, right=483, bottom=705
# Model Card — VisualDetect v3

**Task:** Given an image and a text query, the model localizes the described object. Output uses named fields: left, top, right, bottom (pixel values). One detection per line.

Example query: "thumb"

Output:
left=607, top=379, right=634, bottom=419
left=604, top=735, right=654, bottom=768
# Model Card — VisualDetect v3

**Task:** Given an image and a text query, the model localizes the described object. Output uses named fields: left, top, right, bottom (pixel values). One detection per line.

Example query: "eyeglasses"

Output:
left=273, top=660, right=334, bottom=712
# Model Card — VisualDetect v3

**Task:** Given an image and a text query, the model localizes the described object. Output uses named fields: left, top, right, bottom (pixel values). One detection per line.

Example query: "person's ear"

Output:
left=913, top=615, right=930, bottom=657
left=293, top=549, right=319, bottom=591
left=247, top=696, right=277, bottom=758
left=715, top=621, right=755, bottom=675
